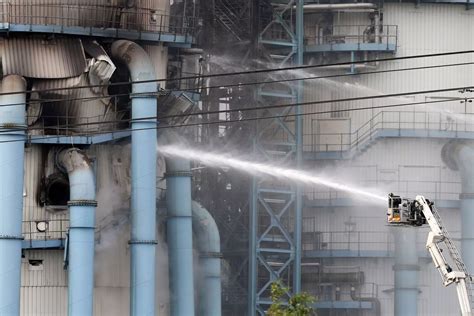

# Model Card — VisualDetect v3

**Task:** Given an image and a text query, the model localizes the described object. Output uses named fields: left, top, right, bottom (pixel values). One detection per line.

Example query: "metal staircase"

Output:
left=214, top=0, right=250, bottom=41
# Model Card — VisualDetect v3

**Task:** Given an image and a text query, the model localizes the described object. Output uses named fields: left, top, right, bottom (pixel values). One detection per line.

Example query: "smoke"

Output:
left=93, top=146, right=170, bottom=315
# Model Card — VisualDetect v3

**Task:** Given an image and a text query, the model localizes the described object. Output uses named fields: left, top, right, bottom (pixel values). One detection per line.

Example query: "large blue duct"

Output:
left=393, top=227, right=419, bottom=316
left=58, top=149, right=97, bottom=316
left=442, top=141, right=474, bottom=273
left=0, top=75, right=26, bottom=316
left=111, top=40, right=158, bottom=316
left=160, top=131, right=196, bottom=316
left=191, top=201, right=222, bottom=316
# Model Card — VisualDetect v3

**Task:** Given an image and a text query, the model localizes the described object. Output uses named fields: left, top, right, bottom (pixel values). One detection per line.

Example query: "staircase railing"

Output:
left=307, top=110, right=474, bottom=155
left=214, top=0, right=248, bottom=41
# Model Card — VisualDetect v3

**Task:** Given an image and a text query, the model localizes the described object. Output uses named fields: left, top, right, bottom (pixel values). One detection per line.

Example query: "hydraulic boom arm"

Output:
left=387, top=194, right=473, bottom=316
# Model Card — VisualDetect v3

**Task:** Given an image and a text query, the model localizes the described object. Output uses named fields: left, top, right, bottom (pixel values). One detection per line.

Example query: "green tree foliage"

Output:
left=267, top=280, right=316, bottom=316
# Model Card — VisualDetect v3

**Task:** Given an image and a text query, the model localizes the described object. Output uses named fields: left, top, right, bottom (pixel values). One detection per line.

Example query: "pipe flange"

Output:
left=460, top=193, right=474, bottom=200
left=129, top=92, right=158, bottom=99
left=0, top=123, right=27, bottom=130
left=0, top=235, right=24, bottom=240
left=165, top=171, right=193, bottom=178
left=128, top=240, right=158, bottom=245
left=68, top=200, right=98, bottom=207
left=129, top=118, right=160, bottom=126
left=200, top=252, right=223, bottom=259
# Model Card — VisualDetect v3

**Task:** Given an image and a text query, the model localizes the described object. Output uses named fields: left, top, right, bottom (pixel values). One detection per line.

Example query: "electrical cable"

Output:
left=22, top=85, right=474, bottom=131
left=6, top=97, right=470, bottom=145
left=195, top=61, right=474, bottom=93
left=0, top=59, right=466, bottom=110
left=0, top=49, right=472, bottom=97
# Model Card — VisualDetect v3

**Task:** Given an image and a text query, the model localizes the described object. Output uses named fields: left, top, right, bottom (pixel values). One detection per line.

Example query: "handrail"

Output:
left=22, top=219, right=69, bottom=241
left=307, top=110, right=474, bottom=153
left=307, top=24, right=398, bottom=47
left=0, top=2, right=197, bottom=38
left=307, top=178, right=461, bottom=202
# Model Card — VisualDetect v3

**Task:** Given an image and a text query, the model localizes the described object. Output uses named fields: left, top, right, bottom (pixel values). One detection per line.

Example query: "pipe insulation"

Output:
left=111, top=40, right=158, bottom=316
left=192, top=201, right=222, bottom=316
left=57, top=149, right=97, bottom=316
left=393, top=227, right=419, bottom=316
left=161, top=130, right=196, bottom=316
left=0, top=75, right=26, bottom=316
left=442, top=141, right=474, bottom=272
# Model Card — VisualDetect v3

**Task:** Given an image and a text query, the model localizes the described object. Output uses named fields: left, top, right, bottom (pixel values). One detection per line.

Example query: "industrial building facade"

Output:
left=0, top=0, right=472, bottom=315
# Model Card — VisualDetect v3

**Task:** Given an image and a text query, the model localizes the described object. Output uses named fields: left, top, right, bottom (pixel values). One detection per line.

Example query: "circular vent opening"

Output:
left=45, top=173, right=70, bottom=207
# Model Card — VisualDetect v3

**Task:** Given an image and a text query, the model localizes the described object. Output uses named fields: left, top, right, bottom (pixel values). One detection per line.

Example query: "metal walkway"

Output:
left=0, top=3, right=196, bottom=46
left=305, top=110, right=474, bottom=160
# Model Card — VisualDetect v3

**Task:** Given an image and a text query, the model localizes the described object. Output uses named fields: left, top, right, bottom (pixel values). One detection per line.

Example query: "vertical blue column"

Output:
left=59, top=149, right=97, bottom=316
left=68, top=203, right=96, bottom=315
left=393, top=227, right=419, bottom=316
left=166, top=166, right=195, bottom=316
left=191, top=201, right=221, bottom=316
left=111, top=40, right=158, bottom=316
left=0, top=75, right=26, bottom=316
left=442, top=142, right=474, bottom=275
left=200, top=257, right=222, bottom=316
left=129, top=92, right=157, bottom=316
left=57, top=148, right=97, bottom=316
left=460, top=194, right=474, bottom=272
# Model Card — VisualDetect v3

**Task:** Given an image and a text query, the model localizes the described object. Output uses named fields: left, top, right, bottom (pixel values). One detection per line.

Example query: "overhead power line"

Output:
left=0, top=50, right=471, bottom=97
left=8, top=96, right=470, bottom=143
left=22, top=84, right=474, bottom=131
left=13, top=97, right=468, bottom=146
left=0, top=61, right=472, bottom=110
left=190, top=61, right=474, bottom=93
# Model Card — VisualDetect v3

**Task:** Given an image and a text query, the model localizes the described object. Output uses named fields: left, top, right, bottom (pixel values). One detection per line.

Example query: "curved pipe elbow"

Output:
left=110, top=40, right=157, bottom=93
left=57, top=148, right=96, bottom=201
left=192, top=201, right=220, bottom=254
left=442, top=140, right=474, bottom=192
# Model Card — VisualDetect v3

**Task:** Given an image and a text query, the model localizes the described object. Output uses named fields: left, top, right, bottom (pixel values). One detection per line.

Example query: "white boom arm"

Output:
left=415, top=195, right=472, bottom=316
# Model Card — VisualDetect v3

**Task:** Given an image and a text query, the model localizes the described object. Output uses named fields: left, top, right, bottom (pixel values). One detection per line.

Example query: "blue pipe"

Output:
left=393, top=227, right=419, bottom=316
left=0, top=75, right=26, bottom=316
left=58, top=149, right=97, bottom=316
left=442, top=141, right=474, bottom=272
left=111, top=40, right=158, bottom=316
left=191, top=201, right=221, bottom=316
left=160, top=131, right=195, bottom=316
left=294, top=0, right=304, bottom=294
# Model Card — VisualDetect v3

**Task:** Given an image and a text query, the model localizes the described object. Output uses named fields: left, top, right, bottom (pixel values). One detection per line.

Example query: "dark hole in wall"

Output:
left=41, top=173, right=70, bottom=208
left=28, top=259, right=43, bottom=267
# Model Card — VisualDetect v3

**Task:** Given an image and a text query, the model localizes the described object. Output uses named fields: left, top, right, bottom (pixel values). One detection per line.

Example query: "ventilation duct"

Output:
left=57, top=148, right=97, bottom=316
left=111, top=39, right=158, bottom=316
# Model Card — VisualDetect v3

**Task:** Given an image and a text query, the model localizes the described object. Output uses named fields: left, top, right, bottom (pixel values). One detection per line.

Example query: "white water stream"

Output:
left=159, top=144, right=387, bottom=205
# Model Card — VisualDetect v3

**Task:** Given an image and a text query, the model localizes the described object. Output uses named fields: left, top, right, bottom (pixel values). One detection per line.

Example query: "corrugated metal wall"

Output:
left=21, top=251, right=67, bottom=315
left=304, top=4, right=474, bottom=140
left=302, top=4, right=471, bottom=315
